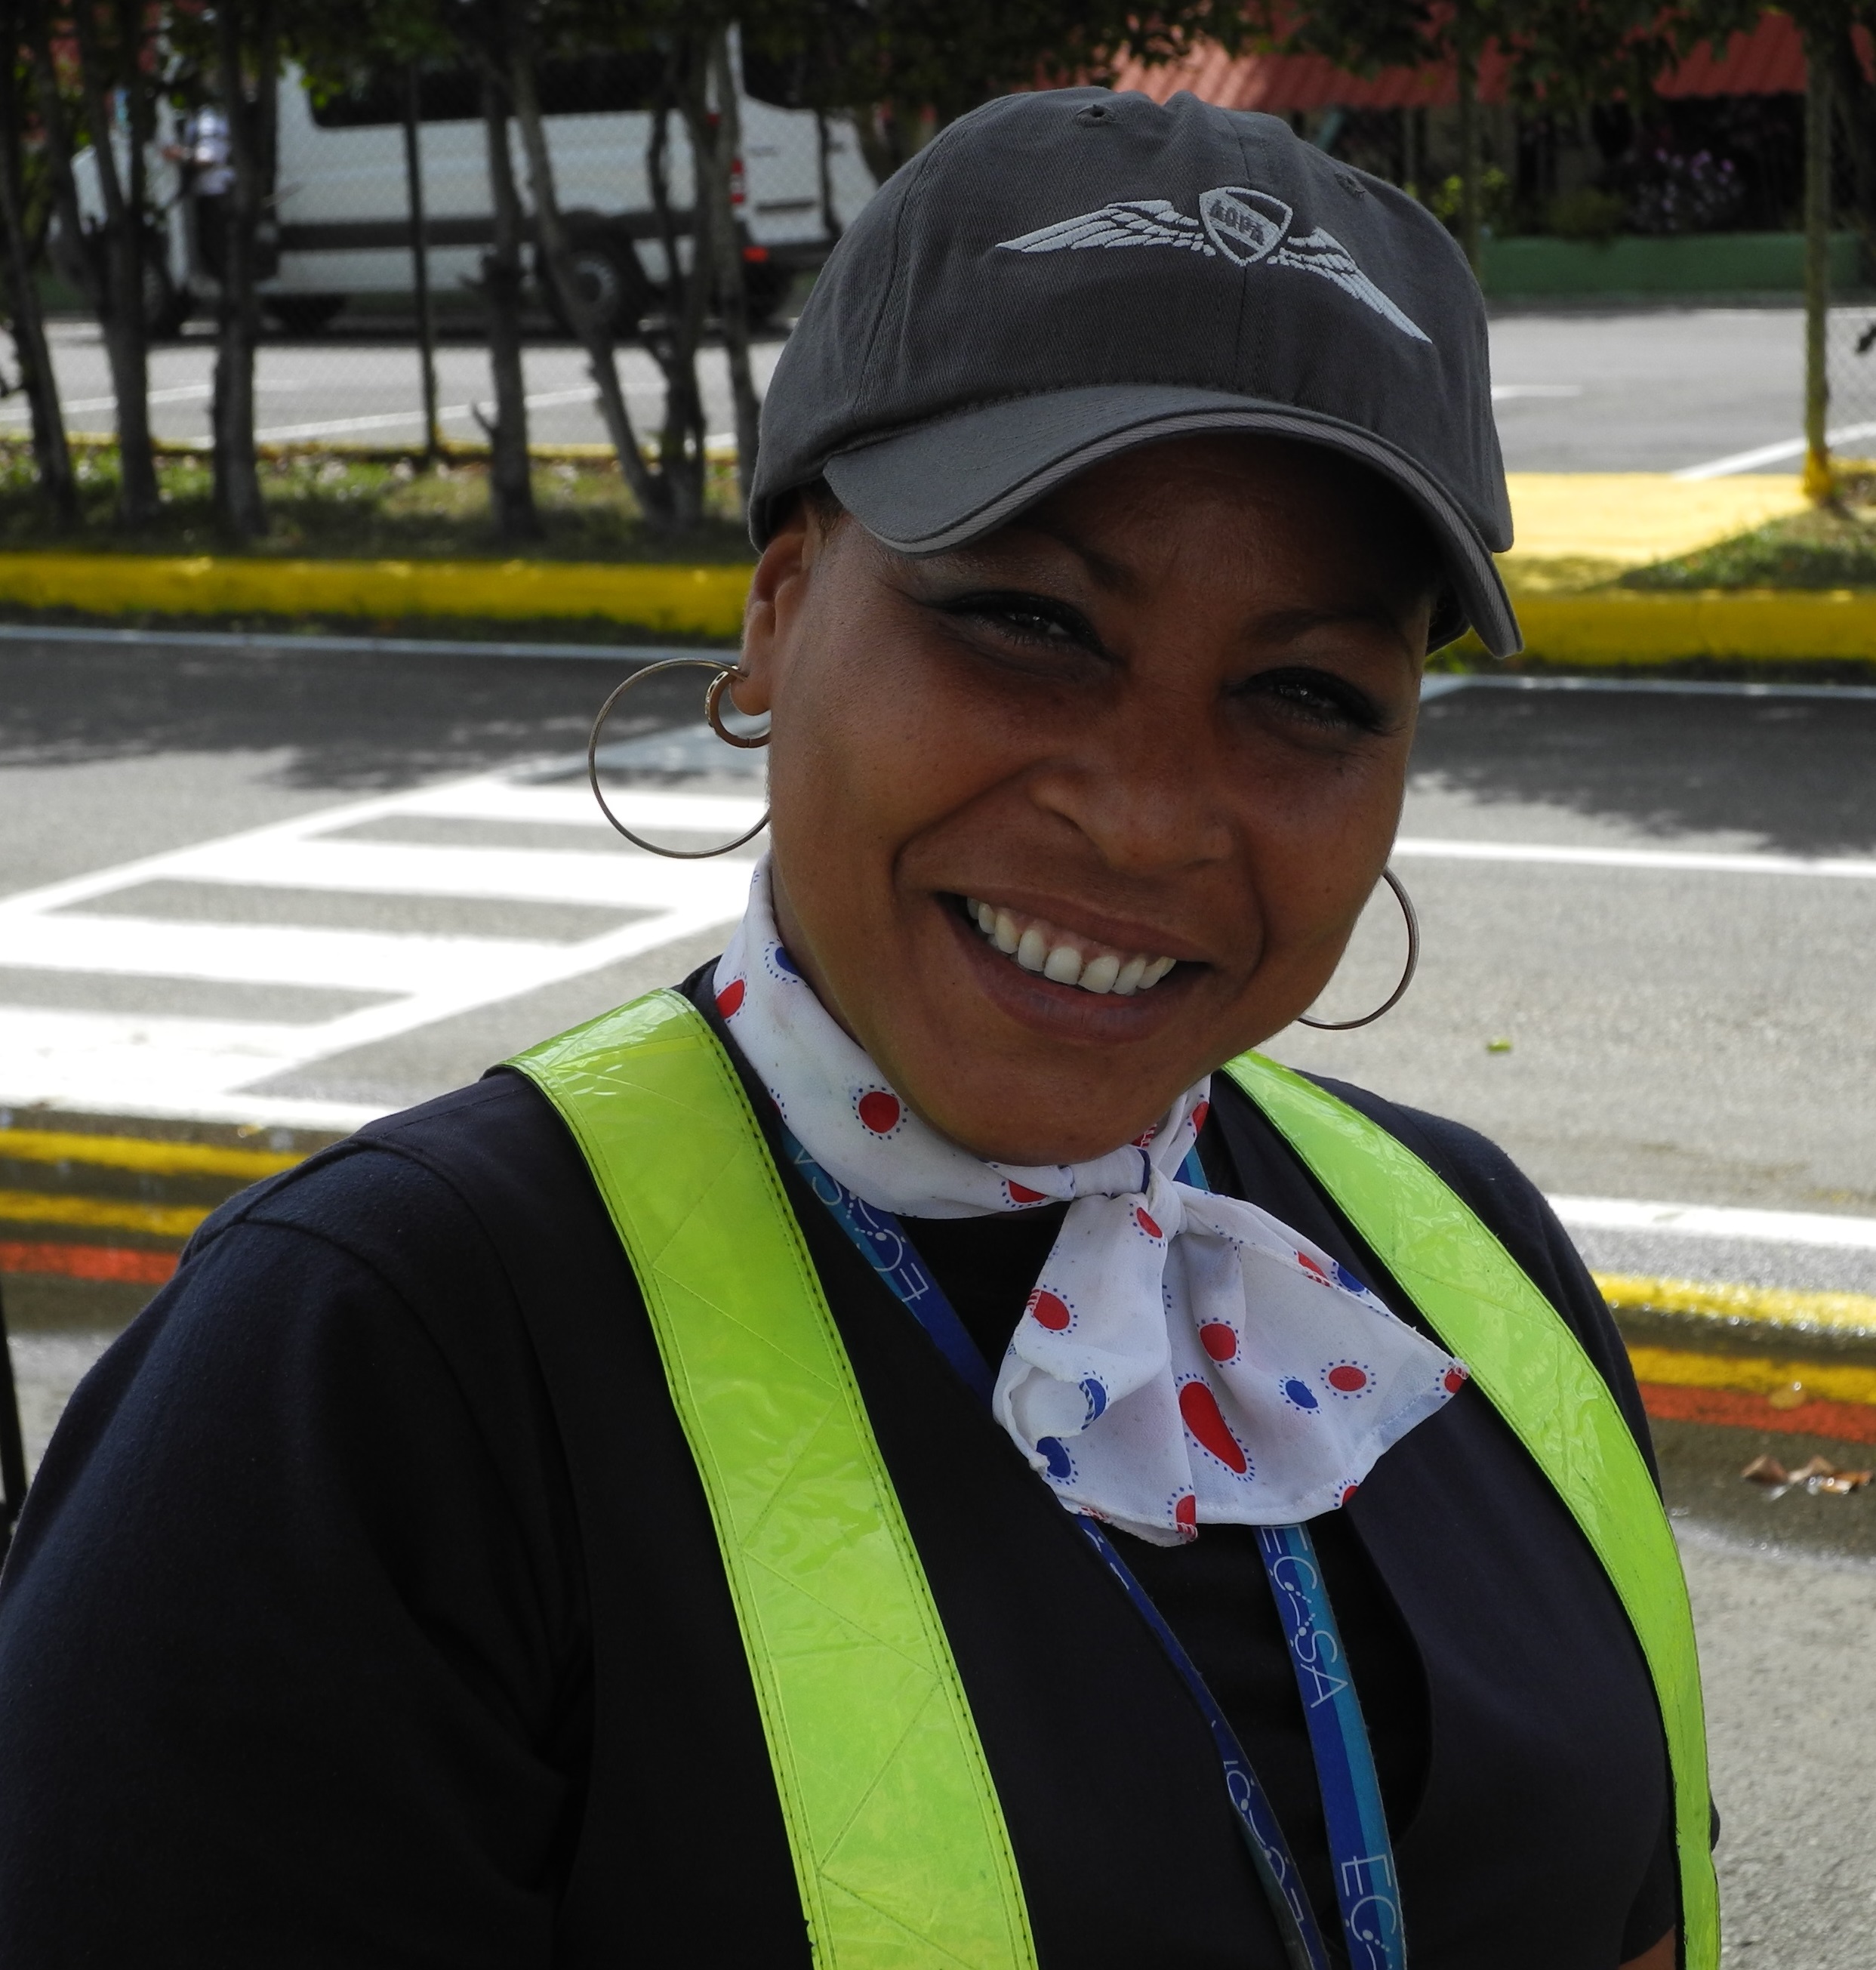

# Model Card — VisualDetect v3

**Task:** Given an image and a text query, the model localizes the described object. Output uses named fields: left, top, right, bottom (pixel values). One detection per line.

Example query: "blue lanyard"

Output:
left=782, top=1128, right=1407, bottom=1970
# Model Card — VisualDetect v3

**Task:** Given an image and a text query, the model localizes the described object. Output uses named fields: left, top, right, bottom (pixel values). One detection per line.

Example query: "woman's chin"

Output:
left=852, top=901, right=1218, bottom=1163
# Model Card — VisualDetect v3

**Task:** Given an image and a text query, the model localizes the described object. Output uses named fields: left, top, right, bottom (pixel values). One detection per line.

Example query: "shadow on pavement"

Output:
left=1412, top=689, right=1876, bottom=857
left=0, top=640, right=704, bottom=791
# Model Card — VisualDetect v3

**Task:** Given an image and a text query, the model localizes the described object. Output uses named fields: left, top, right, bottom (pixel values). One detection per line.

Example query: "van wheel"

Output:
left=265, top=294, right=347, bottom=335
left=143, top=256, right=190, bottom=338
left=541, top=241, right=649, bottom=339
left=739, top=260, right=795, bottom=330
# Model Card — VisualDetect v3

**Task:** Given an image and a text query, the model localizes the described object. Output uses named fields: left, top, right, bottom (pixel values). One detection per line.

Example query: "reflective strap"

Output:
left=1222, top=1051, right=1719, bottom=1970
left=513, top=991, right=1037, bottom=1970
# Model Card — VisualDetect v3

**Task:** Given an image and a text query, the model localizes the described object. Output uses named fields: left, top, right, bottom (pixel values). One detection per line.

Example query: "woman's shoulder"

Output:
left=1211, top=1067, right=1654, bottom=1469
left=189, top=1068, right=595, bottom=1279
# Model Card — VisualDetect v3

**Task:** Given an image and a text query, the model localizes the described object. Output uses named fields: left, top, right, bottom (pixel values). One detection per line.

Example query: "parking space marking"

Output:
left=1394, top=837, right=1876, bottom=880
left=1557, top=1197, right=1876, bottom=1250
left=0, top=768, right=761, bottom=1130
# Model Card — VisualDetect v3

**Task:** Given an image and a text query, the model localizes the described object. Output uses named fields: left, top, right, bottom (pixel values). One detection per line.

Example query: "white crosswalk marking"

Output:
left=0, top=763, right=763, bottom=1131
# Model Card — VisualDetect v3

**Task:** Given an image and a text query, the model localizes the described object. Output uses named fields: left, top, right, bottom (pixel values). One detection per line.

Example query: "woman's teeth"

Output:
left=964, top=899, right=1177, bottom=996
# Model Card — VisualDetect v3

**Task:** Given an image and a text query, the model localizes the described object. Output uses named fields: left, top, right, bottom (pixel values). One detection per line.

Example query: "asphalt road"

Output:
left=2, top=633, right=1874, bottom=1962
left=17, top=302, right=1876, bottom=474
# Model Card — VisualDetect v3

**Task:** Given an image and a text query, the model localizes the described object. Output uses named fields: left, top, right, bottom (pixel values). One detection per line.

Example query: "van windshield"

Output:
left=309, top=51, right=667, bottom=127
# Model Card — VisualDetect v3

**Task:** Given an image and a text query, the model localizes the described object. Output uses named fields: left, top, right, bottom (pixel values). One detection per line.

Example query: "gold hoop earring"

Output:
left=704, top=668, right=771, bottom=750
left=1297, top=868, right=1420, bottom=1031
left=587, top=656, right=771, bottom=860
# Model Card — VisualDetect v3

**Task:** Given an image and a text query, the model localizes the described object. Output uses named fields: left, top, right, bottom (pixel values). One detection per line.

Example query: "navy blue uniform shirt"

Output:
left=0, top=971, right=1678, bottom=1966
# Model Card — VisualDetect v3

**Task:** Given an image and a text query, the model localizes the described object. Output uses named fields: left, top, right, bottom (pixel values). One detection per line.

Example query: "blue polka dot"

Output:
left=1080, top=1377, right=1107, bottom=1423
left=1332, top=1260, right=1366, bottom=1295
left=1037, top=1437, right=1074, bottom=1481
left=1283, top=1378, right=1320, bottom=1410
left=772, top=945, right=799, bottom=976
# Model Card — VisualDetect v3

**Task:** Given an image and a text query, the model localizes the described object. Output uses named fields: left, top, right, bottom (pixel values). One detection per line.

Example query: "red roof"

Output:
left=1110, top=14, right=1809, bottom=114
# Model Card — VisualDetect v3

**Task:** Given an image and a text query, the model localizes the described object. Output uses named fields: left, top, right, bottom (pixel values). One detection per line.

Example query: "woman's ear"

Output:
left=735, top=501, right=818, bottom=717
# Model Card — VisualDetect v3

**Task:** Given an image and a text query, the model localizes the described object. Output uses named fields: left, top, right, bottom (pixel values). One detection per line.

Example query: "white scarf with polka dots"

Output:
left=713, top=860, right=1465, bottom=1546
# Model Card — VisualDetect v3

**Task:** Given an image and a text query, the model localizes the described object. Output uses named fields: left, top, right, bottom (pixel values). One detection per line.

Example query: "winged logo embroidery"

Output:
left=997, top=185, right=1430, bottom=344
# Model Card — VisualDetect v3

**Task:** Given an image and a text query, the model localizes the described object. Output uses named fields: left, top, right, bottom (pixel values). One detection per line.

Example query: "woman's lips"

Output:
left=961, top=896, right=1179, bottom=997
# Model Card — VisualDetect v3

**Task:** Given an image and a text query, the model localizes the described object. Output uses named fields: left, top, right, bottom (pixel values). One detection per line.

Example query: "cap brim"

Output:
left=822, top=384, right=1520, bottom=659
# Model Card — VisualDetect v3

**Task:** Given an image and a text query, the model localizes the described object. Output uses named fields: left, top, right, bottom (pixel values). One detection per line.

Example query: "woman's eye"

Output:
left=939, top=592, right=1093, bottom=650
left=1242, top=667, right=1387, bottom=734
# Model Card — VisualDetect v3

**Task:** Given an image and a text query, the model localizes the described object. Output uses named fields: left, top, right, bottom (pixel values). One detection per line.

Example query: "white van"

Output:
left=66, top=40, right=876, bottom=336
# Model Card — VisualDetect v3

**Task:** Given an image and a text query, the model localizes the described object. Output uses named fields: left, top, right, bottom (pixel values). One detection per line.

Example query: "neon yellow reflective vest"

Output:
left=511, top=988, right=1718, bottom=1970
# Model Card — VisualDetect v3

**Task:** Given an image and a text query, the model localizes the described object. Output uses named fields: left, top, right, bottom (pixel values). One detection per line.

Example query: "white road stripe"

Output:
left=254, top=385, right=599, bottom=442
left=1672, top=418, right=1876, bottom=480
left=1551, top=1196, right=1876, bottom=1252
left=0, top=763, right=760, bottom=1126
left=1393, top=837, right=1876, bottom=880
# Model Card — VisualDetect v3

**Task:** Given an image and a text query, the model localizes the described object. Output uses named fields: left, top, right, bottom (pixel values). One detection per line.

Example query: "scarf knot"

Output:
left=716, top=861, right=1464, bottom=1546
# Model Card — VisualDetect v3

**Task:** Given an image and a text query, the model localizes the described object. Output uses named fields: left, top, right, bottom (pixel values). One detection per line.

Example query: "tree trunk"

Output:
left=645, top=93, right=707, bottom=529
left=211, top=0, right=273, bottom=542
left=0, top=30, right=75, bottom=526
left=504, top=5, right=668, bottom=526
left=1804, top=37, right=1833, bottom=502
left=1454, top=4, right=1483, bottom=276
left=402, top=65, right=442, bottom=463
left=69, top=0, right=159, bottom=523
left=476, top=63, right=540, bottom=541
left=703, top=30, right=759, bottom=519
left=814, top=109, right=841, bottom=243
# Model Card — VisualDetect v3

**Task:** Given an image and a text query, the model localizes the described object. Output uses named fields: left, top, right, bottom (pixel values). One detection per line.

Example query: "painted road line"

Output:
left=1637, top=1382, right=1876, bottom=1444
left=1673, top=418, right=1876, bottom=479
left=0, top=1242, right=179, bottom=1284
left=253, top=384, right=598, bottom=444
left=0, top=766, right=761, bottom=1130
left=1421, top=674, right=1876, bottom=704
left=0, top=1130, right=302, bottom=1180
left=1394, top=838, right=1876, bottom=880
left=1627, top=1345, right=1876, bottom=1408
left=0, top=1189, right=210, bottom=1239
left=1560, top=1198, right=1876, bottom=1252
left=1596, top=1273, right=1876, bottom=1341
left=0, top=624, right=698, bottom=661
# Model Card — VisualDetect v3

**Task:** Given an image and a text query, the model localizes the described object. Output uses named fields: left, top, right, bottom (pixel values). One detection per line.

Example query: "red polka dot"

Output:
left=1175, top=1493, right=1197, bottom=1535
left=1327, top=1364, right=1369, bottom=1393
left=1297, top=1252, right=1331, bottom=1284
left=1027, top=1290, right=1072, bottom=1332
left=1135, top=1206, right=1163, bottom=1238
left=1199, top=1322, right=1238, bottom=1363
left=1178, top=1381, right=1248, bottom=1473
left=1132, top=1128, right=1157, bottom=1148
left=1340, top=1482, right=1360, bottom=1506
left=856, top=1090, right=901, bottom=1134
left=1191, top=1100, right=1210, bottom=1134
left=1443, top=1366, right=1470, bottom=1395
left=715, top=979, right=745, bottom=1017
left=1006, top=1182, right=1046, bottom=1204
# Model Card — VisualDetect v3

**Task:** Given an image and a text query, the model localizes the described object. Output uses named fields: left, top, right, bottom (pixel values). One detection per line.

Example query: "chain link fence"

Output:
left=1825, top=301, right=1876, bottom=469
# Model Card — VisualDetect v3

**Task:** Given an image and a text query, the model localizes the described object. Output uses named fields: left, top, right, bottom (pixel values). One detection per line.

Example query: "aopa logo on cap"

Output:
left=997, top=185, right=1430, bottom=344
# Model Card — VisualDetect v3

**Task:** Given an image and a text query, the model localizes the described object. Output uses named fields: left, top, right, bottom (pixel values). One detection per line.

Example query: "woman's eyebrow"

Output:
left=1250, top=600, right=1425, bottom=661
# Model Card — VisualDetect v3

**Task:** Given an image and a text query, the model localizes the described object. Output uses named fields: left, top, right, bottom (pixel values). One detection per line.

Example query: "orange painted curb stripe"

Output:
left=0, top=1241, right=179, bottom=1286
left=1638, top=1380, right=1876, bottom=1445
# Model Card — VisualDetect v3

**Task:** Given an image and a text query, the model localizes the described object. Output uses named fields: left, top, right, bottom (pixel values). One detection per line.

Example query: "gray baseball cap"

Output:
left=752, top=88, right=1519, bottom=657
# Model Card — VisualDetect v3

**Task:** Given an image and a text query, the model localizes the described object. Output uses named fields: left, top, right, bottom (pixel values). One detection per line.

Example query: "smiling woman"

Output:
left=0, top=89, right=1703, bottom=1970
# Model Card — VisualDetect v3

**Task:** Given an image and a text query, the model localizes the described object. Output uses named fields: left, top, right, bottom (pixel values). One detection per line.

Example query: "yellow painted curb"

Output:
left=1594, top=1272, right=1876, bottom=1342
left=0, top=552, right=752, bottom=637
left=1625, top=1344, right=1876, bottom=1409
left=0, top=1128, right=302, bottom=1182
left=1510, top=589, right=1876, bottom=664
left=0, top=1188, right=211, bottom=1239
